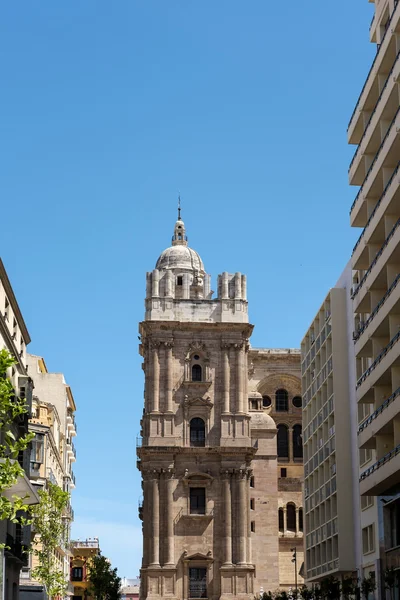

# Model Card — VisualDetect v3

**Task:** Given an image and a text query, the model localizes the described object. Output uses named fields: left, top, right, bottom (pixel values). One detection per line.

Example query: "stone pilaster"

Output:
left=237, top=469, right=247, bottom=565
left=222, top=344, right=231, bottom=414
left=152, top=343, right=160, bottom=413
left=236, top=343, right=244, bottom=414
left=164, top=469, right=175, bottom=565
left=149, top=470, right=160, bottom=566
left=165, top=341, right=173, bottom=413
left=221, top=470, right=232, bottom=565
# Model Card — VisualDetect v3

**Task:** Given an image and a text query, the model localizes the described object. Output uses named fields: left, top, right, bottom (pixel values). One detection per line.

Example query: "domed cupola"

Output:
left=155, top=204, right=205, bottom=278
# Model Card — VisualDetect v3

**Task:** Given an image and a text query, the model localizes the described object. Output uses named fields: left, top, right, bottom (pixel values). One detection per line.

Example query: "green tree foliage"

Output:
left=31, top=481, right=70, bottom=599
left=0, top=348, right=34, bottom=526
left=361, top=573, right=376, bottom=600
left=88, top=553, right=121, bottom=600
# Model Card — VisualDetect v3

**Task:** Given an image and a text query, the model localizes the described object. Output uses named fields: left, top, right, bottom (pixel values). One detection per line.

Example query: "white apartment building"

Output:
left=349, top=0, right=400, bottom=594
left=301, top=266, right=362, bottom=583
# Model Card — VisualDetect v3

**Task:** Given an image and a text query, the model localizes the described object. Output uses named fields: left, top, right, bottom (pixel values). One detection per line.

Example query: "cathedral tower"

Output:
left=137, top=211, right=280, bottom=599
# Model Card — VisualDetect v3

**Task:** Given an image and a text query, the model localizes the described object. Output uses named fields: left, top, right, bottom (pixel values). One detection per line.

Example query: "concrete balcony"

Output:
left=350, top=107, right=400, bottom=227
left=348, top=54, right=400, bottom=185
left=348, top=2, right=400, bottom=143
left=360, top=442, right=400, bottom=495
left=356, top=330, right=400, bottom=403
left=352, top=164, right=400, bottom=267
left=66, top=413, right=77, bottom=437
left=66, top=438, right=77, bottom=462
left=354, top=272, right=400, bottom=354
left=352, top=216, right=400, bottom=313
left=358, top=387, right=400, bottom=449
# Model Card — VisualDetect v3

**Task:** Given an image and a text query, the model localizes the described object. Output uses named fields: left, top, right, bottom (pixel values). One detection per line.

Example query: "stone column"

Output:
left=222, top=345, right=230, bottom=414
left=236, top=344, right=244, bottom=414
left=165, top=342, right=173, bottom=413
left=283, top=506, right=287, bottom=534
left=289, top=427, right=293, bottom=461
left=295, top=507, right=300, bottom=536
left=142, top=476, right=150, bottom=567
left=150, top=472, right=160, bottom=566
left=222, top=471, right=232, bottom=565
left=237, top=470, right=247, bottom=565
left=152, top=343, right=160, bottom=413
left=165, top=470, right=175, bottom=565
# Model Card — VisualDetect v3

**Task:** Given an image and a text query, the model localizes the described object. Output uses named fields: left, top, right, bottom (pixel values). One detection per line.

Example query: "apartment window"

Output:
left=299, top=508, right=303, bottom=532
left=387, top=499, right=400, bottom=550
left=250, top=498, right=255, bottom=510
left=276, top=389, right=288, bottom=411
left=190, top=418, right=205, bottom=447
left=4, top=298, right=9, bottom=319
left=281, top=468, right=287, bottom=478
left=360, top=448, right=372, bottom=467
left=71, top=568, right=83, bottom=582
left=251, top=521, right=255, bottom=532
left=362, top=525, right=375, bottom=555
left=262, top=395, right=271, bottom=408
left=287, top=504, right=296, bottom=531
left=293, top=424, right=303, bottom=459
left=277, top=424, right=289, bottom=459
left=189, top=567, right=207, bottom=599
left=192, top=364, right=202, bottom=382
left=361, top=496, right=374, bottom=511
left=31, top=434, right=44, bottom=464
left=190, top=488, right=206, bottom=515
left=250, top=476, right=255, bottom=488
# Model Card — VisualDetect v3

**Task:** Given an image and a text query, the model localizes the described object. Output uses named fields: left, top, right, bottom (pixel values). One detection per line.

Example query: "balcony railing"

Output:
left=351, top=216, right=400, bottom=299
left=348, top=1, right=399, bottom=131
left=360, top=441, right=400, bottom=481
left=358, top=385, right=400, bottom=433
left=349, top=50, right=400, bottom=173
left=353, top=273, right=400, bottom=341
left=352, top=160, right=400, bottom=255
left=350, top=106, right=400, bottom=215
left=356, top=329, right=400, bottom=388
left=71, top=539, right=99, bottom=549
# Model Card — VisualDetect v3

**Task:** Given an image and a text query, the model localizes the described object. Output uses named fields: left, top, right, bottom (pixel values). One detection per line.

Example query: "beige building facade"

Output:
left=20, top=354, right=77, bottom=598
left=137, top=214, right=303, bottom=599
left=349, top=0, right=400, bottom=593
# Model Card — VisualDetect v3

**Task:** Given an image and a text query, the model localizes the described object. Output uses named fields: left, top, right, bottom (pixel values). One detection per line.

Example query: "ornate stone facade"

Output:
left=137, top=214, right=303, bottom=599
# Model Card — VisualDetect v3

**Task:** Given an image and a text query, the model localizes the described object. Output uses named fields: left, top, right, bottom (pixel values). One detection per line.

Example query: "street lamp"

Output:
left=291, top=547, right=297, bottom=599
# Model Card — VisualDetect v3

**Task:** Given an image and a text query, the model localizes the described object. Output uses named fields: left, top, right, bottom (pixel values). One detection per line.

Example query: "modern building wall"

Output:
left=348, top=0, right=400, bottom=594
left=301, top=266, right=360, bottom=583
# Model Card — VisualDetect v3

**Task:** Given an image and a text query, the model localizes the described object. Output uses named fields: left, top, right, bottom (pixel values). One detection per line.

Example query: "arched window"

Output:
left=190, top=418, right=205, bottom=447
left=192, top=364, right=202, bottom=382
left=262, top=395, right=272, bottom=408
left=287, top=504, right=296, bottom=531
left=275, top=389, right=288, bottom=411
left=277, top=424, right=289, bottom=459
left=299, top=507, right=303, bottom=532
left=293, top=424, right=303, bottom=459
left=278, top=508, right=284, bottom=532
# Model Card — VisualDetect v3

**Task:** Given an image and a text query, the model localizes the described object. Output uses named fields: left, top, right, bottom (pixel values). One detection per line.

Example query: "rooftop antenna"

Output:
left=178, top=193, right=181, bottom=220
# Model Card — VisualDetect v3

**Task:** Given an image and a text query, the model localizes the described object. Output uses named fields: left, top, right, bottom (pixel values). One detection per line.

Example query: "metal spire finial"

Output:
left=178, top=194, right=181, bottom=220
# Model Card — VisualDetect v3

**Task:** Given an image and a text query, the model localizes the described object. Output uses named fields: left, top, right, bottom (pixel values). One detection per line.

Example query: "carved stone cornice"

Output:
left=141, top=468, right=161, bottom=481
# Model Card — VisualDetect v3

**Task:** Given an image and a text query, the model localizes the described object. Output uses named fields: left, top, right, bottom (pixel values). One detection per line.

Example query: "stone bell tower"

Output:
left=137, top=209, right=279, bottom=600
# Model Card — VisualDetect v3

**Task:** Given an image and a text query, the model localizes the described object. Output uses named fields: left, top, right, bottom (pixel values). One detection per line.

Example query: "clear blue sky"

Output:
left=1, top=0, right=374, bottom=577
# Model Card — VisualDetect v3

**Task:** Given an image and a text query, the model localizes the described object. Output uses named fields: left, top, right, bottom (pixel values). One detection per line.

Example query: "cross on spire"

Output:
left=178, top=194, right=181, bottom=220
